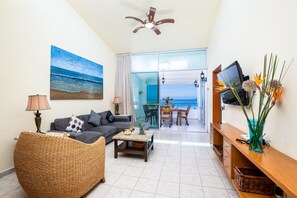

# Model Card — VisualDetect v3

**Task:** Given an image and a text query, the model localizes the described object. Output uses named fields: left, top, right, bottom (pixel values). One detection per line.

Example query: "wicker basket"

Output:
left=132, top=142, right=145, bottom=149
left=234, top=166, right=275, bottom=195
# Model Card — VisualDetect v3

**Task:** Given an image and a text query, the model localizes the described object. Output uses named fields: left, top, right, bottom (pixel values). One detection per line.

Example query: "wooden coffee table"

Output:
left=112, top=130, right=154, bottom=162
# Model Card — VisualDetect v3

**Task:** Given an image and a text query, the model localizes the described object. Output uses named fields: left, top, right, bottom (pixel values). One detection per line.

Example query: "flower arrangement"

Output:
left=162, top=97, right=173, bottom=107
left=216, top=54, right=292, bottom=152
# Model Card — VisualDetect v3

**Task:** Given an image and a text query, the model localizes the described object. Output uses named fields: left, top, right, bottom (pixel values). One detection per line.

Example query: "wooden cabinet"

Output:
left=211, top=65, right=297, bottom=198
left=210, top=123, right=297, bottom=198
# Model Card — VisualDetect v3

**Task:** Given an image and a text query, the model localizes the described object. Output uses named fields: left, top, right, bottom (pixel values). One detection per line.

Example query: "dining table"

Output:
left=164, top=106, right=187, bottom=126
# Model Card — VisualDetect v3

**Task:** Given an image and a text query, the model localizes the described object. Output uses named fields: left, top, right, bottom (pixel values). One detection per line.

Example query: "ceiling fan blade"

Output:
left=125, top=16, right=145, bottom=25
left=155, top=19, right=175, bottom=26
left=148, top=7, right=156, bottom=22
left=133, top=26, right=144, bottom=33
left=151, top=26, right=161, bottom=35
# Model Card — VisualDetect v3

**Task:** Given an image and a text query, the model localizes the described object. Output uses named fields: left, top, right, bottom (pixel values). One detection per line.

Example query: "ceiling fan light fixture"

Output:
left=145, top=22, right=154, bottom=29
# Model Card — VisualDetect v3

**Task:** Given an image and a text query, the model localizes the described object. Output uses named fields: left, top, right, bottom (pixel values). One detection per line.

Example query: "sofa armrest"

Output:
left=113, top=115, right=131, bottom=122
left=50, top=122, right=55, bottom=130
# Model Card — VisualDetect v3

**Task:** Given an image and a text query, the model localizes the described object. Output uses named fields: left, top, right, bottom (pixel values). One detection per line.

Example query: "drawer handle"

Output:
left=224, top=155, right=229, bottom=158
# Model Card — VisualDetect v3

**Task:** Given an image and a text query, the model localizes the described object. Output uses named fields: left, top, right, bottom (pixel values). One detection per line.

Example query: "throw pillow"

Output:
left=65, top=115, right=84, bottom=133
left=106, top=111, right=115, bottom=123
left=88, top=110, right=101, bottom=126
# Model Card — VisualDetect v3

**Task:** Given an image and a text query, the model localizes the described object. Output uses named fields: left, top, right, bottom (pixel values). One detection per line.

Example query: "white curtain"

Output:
left=115, top=54, right=135, bottom=119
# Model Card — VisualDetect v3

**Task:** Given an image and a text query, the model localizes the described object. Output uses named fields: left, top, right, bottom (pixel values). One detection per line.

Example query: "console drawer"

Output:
left=223, top=138, right=231, bottom=154
left=223, top=148, right=231, bottom=165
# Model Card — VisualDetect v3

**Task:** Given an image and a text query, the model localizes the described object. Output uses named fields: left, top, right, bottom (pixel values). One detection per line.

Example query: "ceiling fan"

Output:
left=125, top=7, right=175, bottom=35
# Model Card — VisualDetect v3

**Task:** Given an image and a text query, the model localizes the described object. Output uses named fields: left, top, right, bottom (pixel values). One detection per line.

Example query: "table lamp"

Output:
left=113, top=97, right=122, bottom=115
left=26, top=94, right=51, bottom=133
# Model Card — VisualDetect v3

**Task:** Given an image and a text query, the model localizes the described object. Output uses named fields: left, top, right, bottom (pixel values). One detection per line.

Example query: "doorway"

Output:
left=131, top=49, right=208, bottom=132
left=159, top=70, right=207, bottom=132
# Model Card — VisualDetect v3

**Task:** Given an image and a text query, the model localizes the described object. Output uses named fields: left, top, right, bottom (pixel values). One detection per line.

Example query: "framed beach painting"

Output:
left=50, top=45, right=103, bottom=100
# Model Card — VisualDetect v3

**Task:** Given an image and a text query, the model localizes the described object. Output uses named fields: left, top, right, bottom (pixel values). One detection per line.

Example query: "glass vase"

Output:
left=247, top=119, right=265, bottom=153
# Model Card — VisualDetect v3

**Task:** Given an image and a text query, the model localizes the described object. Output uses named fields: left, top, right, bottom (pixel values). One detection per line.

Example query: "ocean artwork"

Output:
left=50, top=45, right=103, bottom=100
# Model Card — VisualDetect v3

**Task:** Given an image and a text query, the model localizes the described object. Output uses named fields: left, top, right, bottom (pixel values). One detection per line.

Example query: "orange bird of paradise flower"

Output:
left=254, top=72, right=265, bottom=85
left=273, top=87, right=283, bottom=101
left=215, top=79, right=228, bottom=91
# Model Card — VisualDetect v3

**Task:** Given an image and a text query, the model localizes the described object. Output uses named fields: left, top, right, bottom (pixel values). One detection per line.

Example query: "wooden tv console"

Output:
left=211, top=66, right=297, bottom=198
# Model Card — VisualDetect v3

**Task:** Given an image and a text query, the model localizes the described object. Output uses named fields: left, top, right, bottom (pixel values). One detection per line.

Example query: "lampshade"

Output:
left=26, top=94, right=51, bottom=111
left=113, top=97, right=122, bottom=104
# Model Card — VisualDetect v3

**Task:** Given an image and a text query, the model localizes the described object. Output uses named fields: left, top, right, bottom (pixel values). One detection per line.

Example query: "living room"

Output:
left=1, top=0, right=297, bottom=198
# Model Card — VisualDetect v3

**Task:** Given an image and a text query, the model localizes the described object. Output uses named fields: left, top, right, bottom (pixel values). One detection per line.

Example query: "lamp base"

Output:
left=115, top=104, right=120, bottom=115
left=34, top=111, right=42, bottom=133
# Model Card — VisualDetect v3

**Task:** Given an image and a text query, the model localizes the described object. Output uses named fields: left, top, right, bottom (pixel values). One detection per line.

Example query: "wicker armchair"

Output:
left=14, top=132, right=105, bottom=198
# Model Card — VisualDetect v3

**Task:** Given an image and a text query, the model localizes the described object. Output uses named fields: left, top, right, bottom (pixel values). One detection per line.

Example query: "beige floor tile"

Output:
left=105, top=164, right=128, bottom=174
left=199, top=166, right=219, bottom=176
left=200, top=175, right=225, bottom=188
left=130, top=191, right=155, bottom=198
left=180, top=184, right=204, bottom=198
left=113, top=175, right=138, bottom=190
left=141, top=168, right=162, bottom=180
left=103, top=187, right=131, bottom=198
left=156, top=181, right=179, bottom=197
left=0, top=179, right=20, bottom=197
left=85, top=184, right=111, bottom=198
left=104, top=172, right=121, bottom=186
left=123, top=166, right=144, bottom=177
left=180, top=172, right=202, bottom=186
left=134, top=178, right=159, bottom=194
left=1, top=186, right=27, bottom=198
left=228, top=189, right=240, bottom=198
left=160, top=170, right=180, bottom=183
left=203, top=187, right=229, bottom=198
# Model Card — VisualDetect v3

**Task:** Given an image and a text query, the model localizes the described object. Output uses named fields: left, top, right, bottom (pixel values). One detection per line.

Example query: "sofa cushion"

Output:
left=89, top=126, right=117, bottom=137
left=106, top=122, right=131, bottom=132
left=65, top=115, right=84, bottom=133
left=106, top=111, right=115, bottom=123
left=76, top=114, right=93, bottom=131
left=54, top=117, right=71, bottom=131
left=99, top=111, right=110, bottom=125
left=88, top=110, right=101, bottom=126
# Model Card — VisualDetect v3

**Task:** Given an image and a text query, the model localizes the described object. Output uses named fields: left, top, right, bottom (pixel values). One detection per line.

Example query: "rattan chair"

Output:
left=160, top=106, right=173, bottom=127
left=14, top=132, right=106, bottom=198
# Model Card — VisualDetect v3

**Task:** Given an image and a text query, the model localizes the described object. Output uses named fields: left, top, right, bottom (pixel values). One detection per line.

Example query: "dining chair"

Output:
left=160, top=106, right=173, bottom=127
left=142, top=104, right=152, bottom=122
left=178, top=105, right=191, bottom=125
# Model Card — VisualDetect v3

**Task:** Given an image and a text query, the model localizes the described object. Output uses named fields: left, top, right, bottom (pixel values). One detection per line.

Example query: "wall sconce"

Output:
left=200, top=71, right=207, bottom=82
left=194, top=80, right=199, bottom=88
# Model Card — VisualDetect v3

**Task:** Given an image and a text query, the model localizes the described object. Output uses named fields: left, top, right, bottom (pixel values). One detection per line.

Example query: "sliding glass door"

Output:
left=132, top=72, right=159, bottom=128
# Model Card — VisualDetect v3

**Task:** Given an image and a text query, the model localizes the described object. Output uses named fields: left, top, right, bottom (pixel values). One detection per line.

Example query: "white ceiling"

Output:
left=66, top=0, right=221, bottom=54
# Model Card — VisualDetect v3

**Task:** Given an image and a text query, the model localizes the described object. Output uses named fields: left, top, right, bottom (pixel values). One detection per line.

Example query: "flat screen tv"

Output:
left=217, top=61, right=249, bottom=106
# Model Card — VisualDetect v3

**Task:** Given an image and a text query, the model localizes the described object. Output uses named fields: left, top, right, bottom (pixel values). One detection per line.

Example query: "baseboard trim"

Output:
left=0, top=167, right=15, bottom=178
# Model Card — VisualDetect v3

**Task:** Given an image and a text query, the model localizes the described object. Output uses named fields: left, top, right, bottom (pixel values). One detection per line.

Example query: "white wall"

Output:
left=208, top=0, right=297, bottom=159
left=0, top=0, right=116, bottom=172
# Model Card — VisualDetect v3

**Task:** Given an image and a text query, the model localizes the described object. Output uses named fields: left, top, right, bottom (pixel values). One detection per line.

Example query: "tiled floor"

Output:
left=159, top=118, right=207, bottom=133
left=0, top=130, right=239, bottom=198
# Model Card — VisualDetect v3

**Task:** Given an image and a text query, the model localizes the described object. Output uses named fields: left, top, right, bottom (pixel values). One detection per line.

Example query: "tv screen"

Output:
left=217, top=61, right=249, bottom=106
